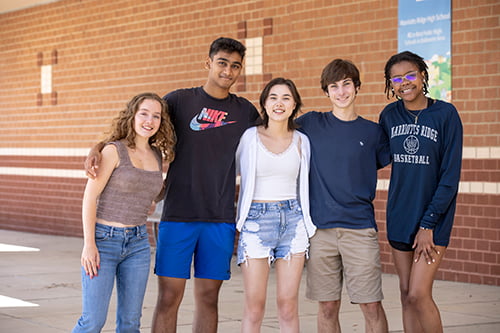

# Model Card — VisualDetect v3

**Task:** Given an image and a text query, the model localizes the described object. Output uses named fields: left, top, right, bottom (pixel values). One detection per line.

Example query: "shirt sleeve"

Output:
left=420, top=106, right=463, bottom=229
left=249, top=104, right=260, bottom=125
left=376, top=126, right=391, bottom=169
left=163, top=90, right=178, bottom=122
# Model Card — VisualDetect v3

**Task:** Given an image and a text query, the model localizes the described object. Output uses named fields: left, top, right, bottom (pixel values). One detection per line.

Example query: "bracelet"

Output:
left=420, top=226, right=433, bottom=231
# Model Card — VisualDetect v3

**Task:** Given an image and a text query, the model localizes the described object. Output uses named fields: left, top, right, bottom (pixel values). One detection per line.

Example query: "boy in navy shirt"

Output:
left=297, top=59, right=390, bottom=333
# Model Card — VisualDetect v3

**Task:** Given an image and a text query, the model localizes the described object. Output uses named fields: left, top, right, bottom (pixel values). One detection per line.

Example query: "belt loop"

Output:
left=109, top=226, right=114, bottom=238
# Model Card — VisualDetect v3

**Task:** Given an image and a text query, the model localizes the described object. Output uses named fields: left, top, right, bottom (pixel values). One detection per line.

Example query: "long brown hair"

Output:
left=102, top=92, right=176, bottom=162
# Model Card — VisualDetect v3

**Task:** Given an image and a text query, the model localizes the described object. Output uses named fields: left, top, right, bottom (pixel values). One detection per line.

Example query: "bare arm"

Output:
left=81, top=144, right=118, bottom=278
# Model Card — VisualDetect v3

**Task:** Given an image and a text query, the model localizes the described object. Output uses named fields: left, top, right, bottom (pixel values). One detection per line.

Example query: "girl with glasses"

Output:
left=379, top=51, right=463, bottom=333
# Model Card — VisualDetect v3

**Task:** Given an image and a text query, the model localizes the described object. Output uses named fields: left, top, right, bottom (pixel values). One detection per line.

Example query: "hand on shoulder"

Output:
left=84, top=141, right=106, bottom=179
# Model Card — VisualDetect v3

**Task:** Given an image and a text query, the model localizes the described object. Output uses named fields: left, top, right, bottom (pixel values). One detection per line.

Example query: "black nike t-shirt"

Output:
left=161, top=87, right=259, bottom=223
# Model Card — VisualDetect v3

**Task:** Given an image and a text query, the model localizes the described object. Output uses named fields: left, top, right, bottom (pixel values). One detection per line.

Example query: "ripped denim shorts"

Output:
left=237, top=199, right=309, bottom=265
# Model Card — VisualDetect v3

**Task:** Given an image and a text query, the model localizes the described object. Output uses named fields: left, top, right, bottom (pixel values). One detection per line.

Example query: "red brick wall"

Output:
left=0, top=0, right=498, bottom=285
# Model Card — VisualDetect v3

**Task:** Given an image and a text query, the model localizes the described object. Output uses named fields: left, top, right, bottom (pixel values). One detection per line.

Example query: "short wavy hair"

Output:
left=320, top=59, right=361, bottom=93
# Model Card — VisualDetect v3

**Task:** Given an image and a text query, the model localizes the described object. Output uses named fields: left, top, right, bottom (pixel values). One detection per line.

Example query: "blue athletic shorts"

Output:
left=154, top=221, right=236, bottom=280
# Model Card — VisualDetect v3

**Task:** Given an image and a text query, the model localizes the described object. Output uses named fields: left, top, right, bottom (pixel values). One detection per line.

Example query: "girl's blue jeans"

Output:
left=72, top=223, right=150, bottom=333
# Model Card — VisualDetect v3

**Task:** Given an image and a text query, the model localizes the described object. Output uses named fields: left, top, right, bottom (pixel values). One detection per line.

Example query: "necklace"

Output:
left=405, top=98, right=432, bottom=124
left=406, top=108, right=424, bottom=124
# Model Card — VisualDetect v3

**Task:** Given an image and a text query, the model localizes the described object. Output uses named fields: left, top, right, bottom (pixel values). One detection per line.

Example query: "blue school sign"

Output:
left=398, top=0, right=452, bottom=101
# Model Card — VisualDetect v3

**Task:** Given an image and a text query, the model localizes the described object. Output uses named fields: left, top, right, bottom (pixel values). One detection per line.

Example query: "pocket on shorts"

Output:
left=367, top=227, right=378, bottom=238
left=246, top=207, right=263, bottom=220
left=293, top=204, right=303, bottom=216
left=242, top=207, right=263, bottom=233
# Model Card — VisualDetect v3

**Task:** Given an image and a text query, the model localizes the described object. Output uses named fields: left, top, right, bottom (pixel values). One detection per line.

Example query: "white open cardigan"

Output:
left=235, top=126, right=316, bottom=237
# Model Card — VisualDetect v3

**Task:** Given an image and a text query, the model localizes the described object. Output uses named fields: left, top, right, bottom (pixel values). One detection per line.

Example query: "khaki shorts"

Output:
left=306, top=227, right=383, bottom=304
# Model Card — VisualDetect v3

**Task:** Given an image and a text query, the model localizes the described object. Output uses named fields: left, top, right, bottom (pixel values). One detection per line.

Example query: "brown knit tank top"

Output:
left=96, top=140, right=163, bottom=226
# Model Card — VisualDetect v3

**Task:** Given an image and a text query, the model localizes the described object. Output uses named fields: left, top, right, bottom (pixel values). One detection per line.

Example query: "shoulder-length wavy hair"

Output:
left=102, top=92, right=176, bottom=163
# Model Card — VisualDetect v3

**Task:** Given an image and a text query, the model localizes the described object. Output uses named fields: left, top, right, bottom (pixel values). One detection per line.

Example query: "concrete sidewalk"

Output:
left=0, top=229, right=499, bottom=332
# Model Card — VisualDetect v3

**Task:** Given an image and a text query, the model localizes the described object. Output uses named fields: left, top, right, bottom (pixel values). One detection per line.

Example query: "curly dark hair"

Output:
left=102, top=92, right=176, bottom=163
left=384, top=51, right=429, bottom=100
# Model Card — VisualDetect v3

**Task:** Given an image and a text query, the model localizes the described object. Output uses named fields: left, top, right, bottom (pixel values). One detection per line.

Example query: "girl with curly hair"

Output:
left=73, top=92, right=175, bottom=332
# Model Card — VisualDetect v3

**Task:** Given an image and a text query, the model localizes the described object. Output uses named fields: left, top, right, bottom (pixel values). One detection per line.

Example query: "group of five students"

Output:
left=74, top=37, right=462, bottom=333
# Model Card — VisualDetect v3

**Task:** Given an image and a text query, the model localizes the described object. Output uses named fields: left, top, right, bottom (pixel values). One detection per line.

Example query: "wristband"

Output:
left=420, top=226, right=433, bottom=231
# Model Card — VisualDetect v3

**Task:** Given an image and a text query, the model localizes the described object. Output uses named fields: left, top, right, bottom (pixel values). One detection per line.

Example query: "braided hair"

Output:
left=384, top=51, right=429, bottom=99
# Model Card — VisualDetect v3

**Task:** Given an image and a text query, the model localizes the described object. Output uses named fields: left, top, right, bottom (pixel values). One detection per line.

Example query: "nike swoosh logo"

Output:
left=190, top=108, right=237, bottom=131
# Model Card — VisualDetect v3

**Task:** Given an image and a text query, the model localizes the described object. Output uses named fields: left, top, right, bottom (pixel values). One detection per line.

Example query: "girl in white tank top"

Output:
left=235, top=78, right=315, bottom=332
